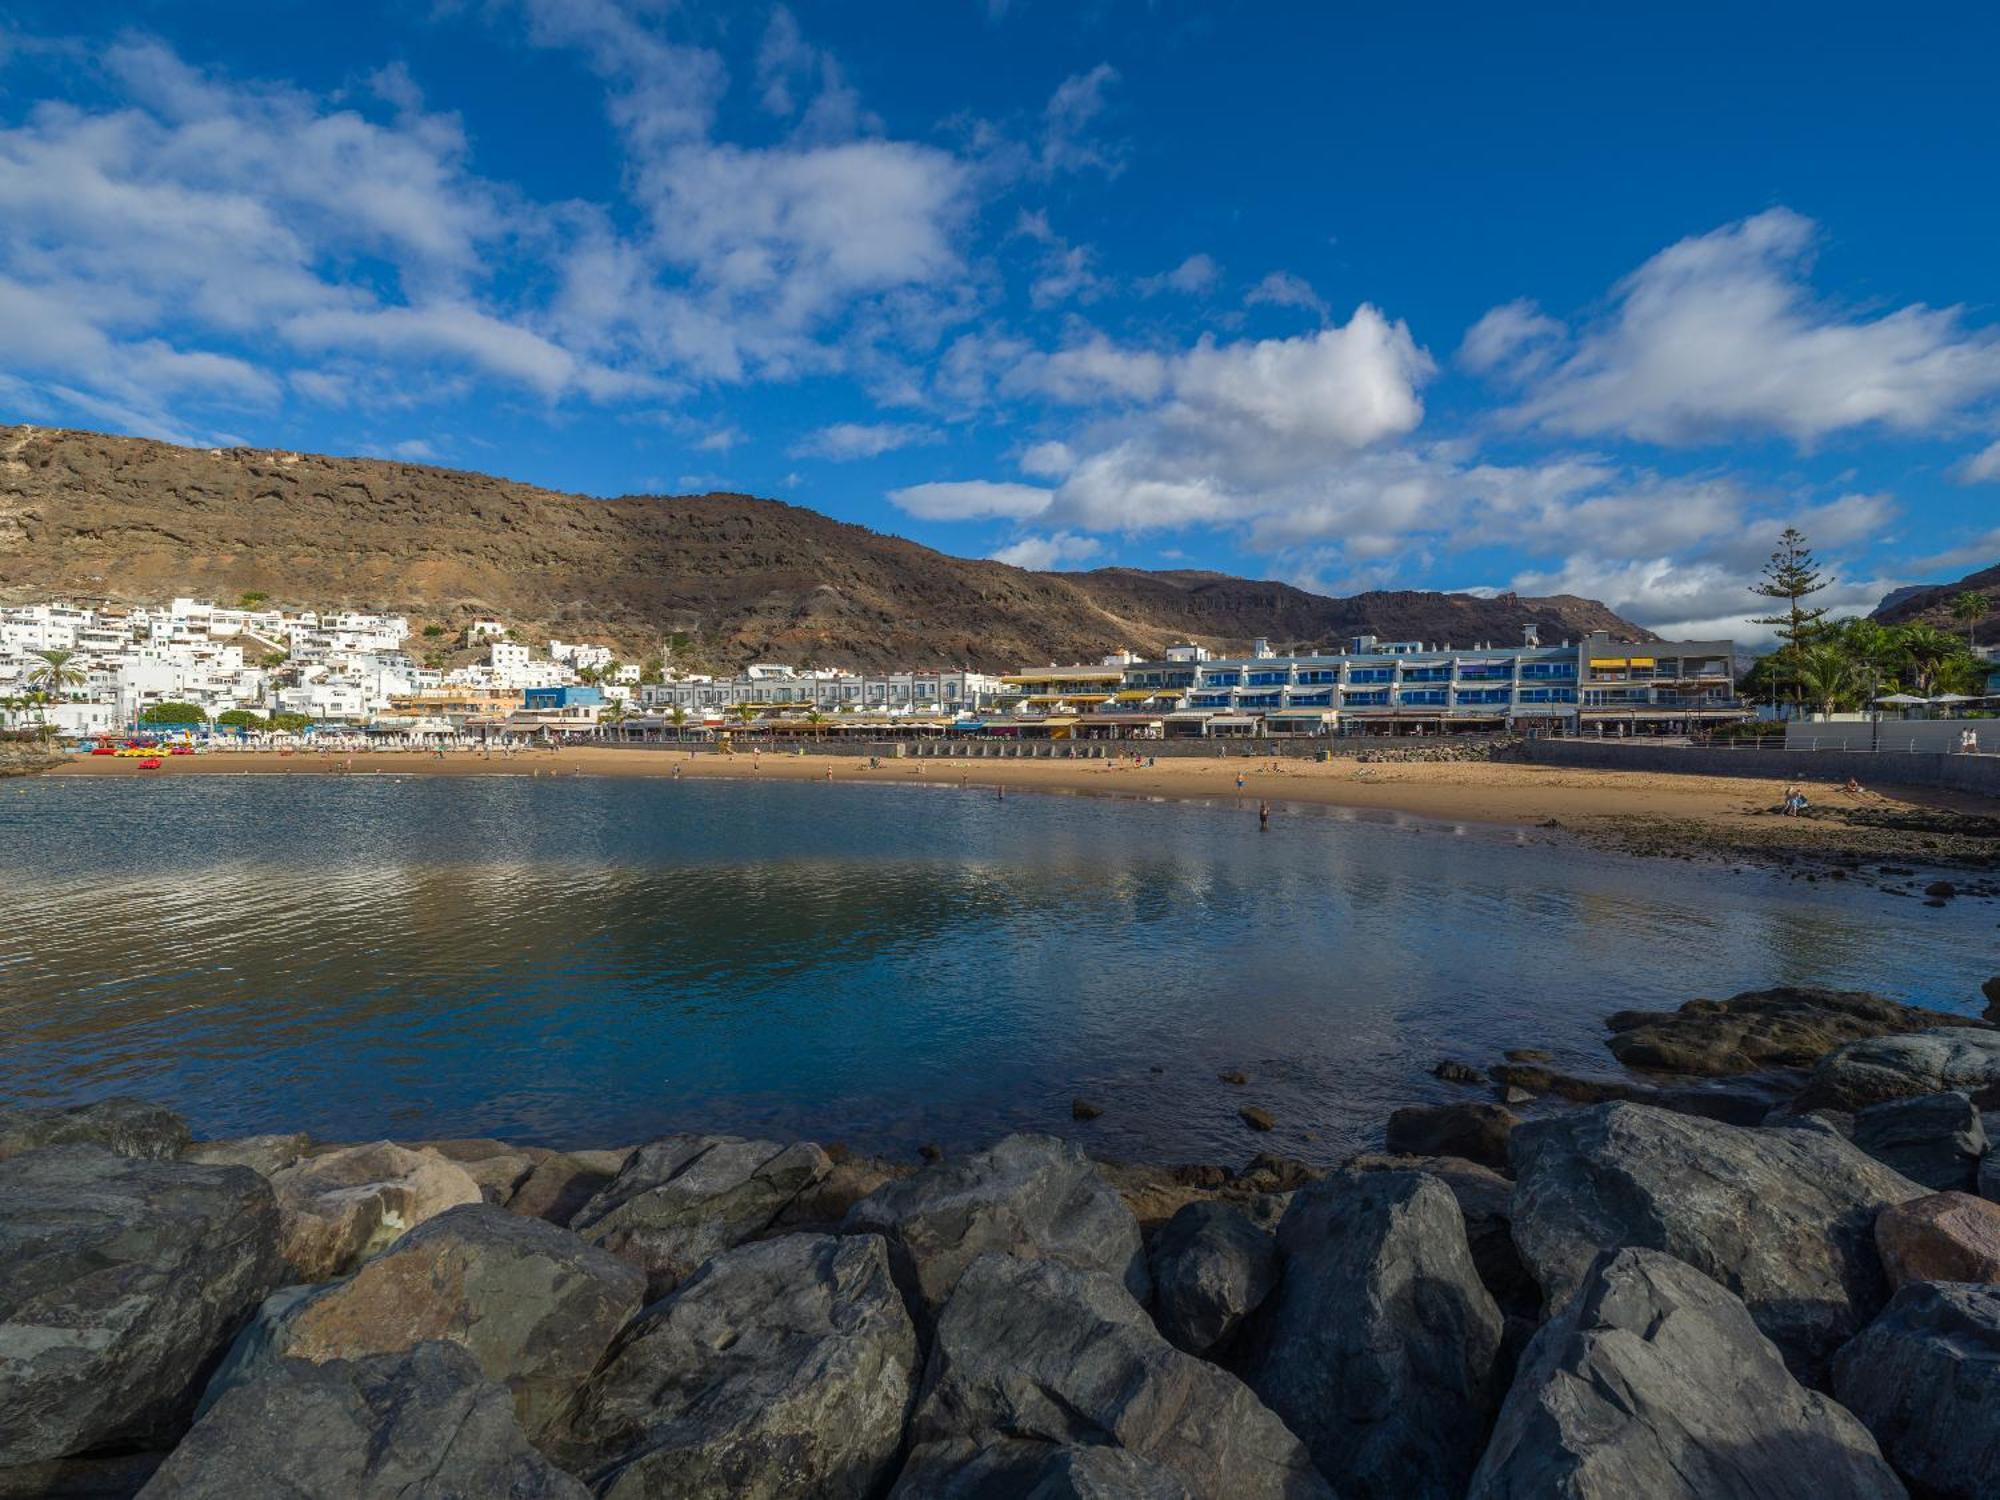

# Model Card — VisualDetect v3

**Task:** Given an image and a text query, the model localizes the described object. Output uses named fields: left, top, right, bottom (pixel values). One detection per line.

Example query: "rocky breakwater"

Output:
left=3, top=977, right=2000, bottom=1498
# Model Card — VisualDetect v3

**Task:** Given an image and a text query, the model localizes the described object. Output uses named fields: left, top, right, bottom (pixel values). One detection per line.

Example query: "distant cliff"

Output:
left=1871, top=560, right=2000, bottom=643
left=0, top=424, right=1651, bottom=670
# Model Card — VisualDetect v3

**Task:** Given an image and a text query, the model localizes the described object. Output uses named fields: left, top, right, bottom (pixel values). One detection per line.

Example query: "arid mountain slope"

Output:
left=1871, top=561, right=1999, bottom=644
left=0, top=424, right=1650, bottom=669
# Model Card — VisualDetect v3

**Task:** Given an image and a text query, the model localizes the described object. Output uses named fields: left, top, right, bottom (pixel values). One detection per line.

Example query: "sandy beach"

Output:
left=43, top=743, right=2000, bottom=873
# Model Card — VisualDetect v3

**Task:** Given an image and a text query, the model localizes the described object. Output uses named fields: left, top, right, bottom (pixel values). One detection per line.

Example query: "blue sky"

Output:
left=3, top=1, right=1998, bottom=639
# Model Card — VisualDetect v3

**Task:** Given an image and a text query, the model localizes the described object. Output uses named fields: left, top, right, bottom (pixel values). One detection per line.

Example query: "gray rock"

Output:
left=1345, top=1152, right=1538, bottom=1315
left=204, top=1203, right=645, bottom=1444
left=910, top=1252, right=1330, bottom=1500
left=1242, top=1170, right=1502, bottom=1500
left=506, top=1150, right=628, bottom=1224
left=1798, top=1027, right=2000, bottom=1113
left=181, top=1133, right=311, bottom=1177
left=1147, top=1202, right=1277, bottom=1355
left=892, top=1439, right=1196, bottom=1498
left=139, top=1341, right=588, bottom=1499
left=1383, top=1102, right=1519, bottom=1170
left=562, top=1233, right=917, bottom=1500
left=1833, top=1280, right=2000, bottom=1499
left=0, top=1451, right=165, bottom=1498
left=0, top=1098, right=190, bottom=1163
left=1469, top=1248, right=1902, bottom=1500
left=0, top=1147, right=282, bottom=1466
left=1509, top=1102, right=1926, bottom=1381
left=1984, top=1148, right=2000, bottom=1204
left=1851, top=1091, right=1987, bottom=1191
left=569, top=1134, right=831, bottom=1298
left=842, top=1133, right=1148, bottom=1325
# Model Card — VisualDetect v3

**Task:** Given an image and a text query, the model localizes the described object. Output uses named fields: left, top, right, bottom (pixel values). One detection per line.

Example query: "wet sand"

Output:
left=45, top=743, right=2000, bottom=873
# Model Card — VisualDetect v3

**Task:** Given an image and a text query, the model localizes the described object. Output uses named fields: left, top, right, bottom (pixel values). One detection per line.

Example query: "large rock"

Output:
left=0, top=1147, right=282, bottom=1465
left=569, top=1134, right=831, bottom=1297
left=908, top=1252, right=1330, bottom=1500
left=1147, top=1202, right=1277, bottom=1356
left=1874, top=1190, right=2000, bottom=1288
left=1798, top=1028, right=2000, bottom=1113
left=203, top=1203, right=645, bottom=1443
left=181, top=1133, right=311, bottom=1177
left=267, top=1141, right=483, bottom=1281
left=0, top=1098, right=190, bottom=1163
left=1345, top=1152, right=1537, bottom=1315
left=1485, top=1062, right=1787, bottom=1124
left=892, top=1438, right=1197, bottom=1498
left=1833, top=1280, right=2000, bottom=1499
left=1605, top=986, right=1986, bottom=1075
left=1383, top=1102, right=1519, bottom=1171
left=1469, top=1248, right=1902, bottom=1499
left=403, top=1137, right=550, bottom=1204
left=139, top=1341, right=588, bottom=1499
left=505, top=1148, right=632, bottom=1225
left=1851, top=1092, right=1987, bottom=1191
left=562, top=1233, right=917, bottom=1499
left=1509, top=1102, right=1925, bottom=1379
left=842, top=1134, right=1147, bottom=1324
left=1242, top=1170, right=1502, bottom=1500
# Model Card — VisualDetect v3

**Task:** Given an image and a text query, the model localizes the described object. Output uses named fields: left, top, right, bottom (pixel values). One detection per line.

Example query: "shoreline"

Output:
left=43, top=742, right=2000, bottom=876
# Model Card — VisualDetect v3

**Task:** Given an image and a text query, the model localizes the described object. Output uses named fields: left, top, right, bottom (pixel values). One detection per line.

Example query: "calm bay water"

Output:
left=1, top=774, right=1992, bottom=1163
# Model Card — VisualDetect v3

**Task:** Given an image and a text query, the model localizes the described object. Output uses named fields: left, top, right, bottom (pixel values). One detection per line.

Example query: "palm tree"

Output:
left=1793, top=642, right=1859, bottom=718
left=26, top=649, right=85, bottom=698
left=730, top=702, right=759, bottom=741
left=1952, top=590, right=1990, bottom=651
left=1894, top=622, right=1961, bottom=697
left=668, top=704, right=689, bottom=741
left=804, top=707, right=826, bottom=741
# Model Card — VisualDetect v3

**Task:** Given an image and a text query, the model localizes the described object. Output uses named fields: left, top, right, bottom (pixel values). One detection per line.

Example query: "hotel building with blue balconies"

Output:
left=1123, top=629, right=1741, bottom=737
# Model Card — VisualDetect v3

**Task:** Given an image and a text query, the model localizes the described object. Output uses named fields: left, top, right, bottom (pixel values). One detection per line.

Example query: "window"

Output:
left=1399, top=689, right=1447, bottom=705
left=1348, top=668, right=1392, bottom=684
left=1402, top=666, right=1449, bottom=682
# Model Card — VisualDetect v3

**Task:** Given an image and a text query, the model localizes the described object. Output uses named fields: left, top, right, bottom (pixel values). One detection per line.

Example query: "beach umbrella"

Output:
left=1929, top=693, right=1972, bottom=703
left=1872, top=692, right=1925, bottom=705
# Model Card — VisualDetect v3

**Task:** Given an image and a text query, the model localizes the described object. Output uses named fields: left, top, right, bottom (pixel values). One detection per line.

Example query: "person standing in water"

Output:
left=1258, top=800, right=1270, bottom=829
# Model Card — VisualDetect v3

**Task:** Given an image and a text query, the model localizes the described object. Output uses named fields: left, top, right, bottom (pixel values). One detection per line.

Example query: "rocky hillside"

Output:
left=0, top=424, right=1649, bottom=669
left=1872, top=560, right=1999, bottom=644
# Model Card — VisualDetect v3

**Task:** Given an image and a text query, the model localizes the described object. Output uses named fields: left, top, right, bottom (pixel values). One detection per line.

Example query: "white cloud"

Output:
left=1138, top=253, right=1220, bottom=297
left=1910, top=528, right=2000, bottom=576
left=792, top=421, right=940, bottom=460
left=1496, top=208, right=2000, bottom=445
left=1457, top=298, right=1564, bottom=376
left=1018, top=439, right=1075, bottom=477
left=1955, top=437, right=2000, bottom=484
left=989, top=531, right=1101, bottom=569
left=1244, top=270, right=1327, bottom=319
left=888, top=479, right=1054, bottom=520
left=1040, top=64, right=1120, bottom=175
left=387, top=438, right=436, bottom=460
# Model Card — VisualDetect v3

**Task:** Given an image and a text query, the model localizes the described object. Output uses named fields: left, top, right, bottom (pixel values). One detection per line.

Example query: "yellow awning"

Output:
left=1069, top=694, right=1113, bottom=703
left=1042, top=715, right=1079, bottom=725
left=1627, top=657, right=1656, bottom=668
left=1114, top=689, right=1158, bottom=701
left=1591, top=657, right=1629, bottom=668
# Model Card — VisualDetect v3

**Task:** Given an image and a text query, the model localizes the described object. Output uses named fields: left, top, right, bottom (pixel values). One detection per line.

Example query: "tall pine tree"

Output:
left=1748, top=527, right=1831, bottom=712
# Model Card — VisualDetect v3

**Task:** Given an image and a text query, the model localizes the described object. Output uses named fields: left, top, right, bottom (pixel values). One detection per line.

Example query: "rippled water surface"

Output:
left=1, top=774, right=1991, bottom=1162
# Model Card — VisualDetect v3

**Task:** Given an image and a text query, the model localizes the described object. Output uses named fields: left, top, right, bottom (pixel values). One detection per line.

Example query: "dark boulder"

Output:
left=1604, top=986, right=1985, bottom=1076
left=569, top=1134, right=831, bottom=1298
left=1850, top=1091, right=1987, bottom=1191
left=1147, top=1202, right=1277, bottom=1356
left=202, top=1203, right=645, bottom=1445
left=561, top=1233, right=918, bottom=1500
left=140, top=1341, right=588, bottom=1499
left=1242, top=1170, right=1503, bottom=1499
left=1798, top=1028, right=2000, bottom=1113
left=1833, top=1280, right=2000, bottom=1499
left=0, top=1147, right=281, bottom=1466
left=0, top=1098, right=190, bottom=1163
left=1873, top=1190, right=2000, bottom=1288
left=891, top=1439, right=1197, bottom=1498
left=1509, top=1102, right=1925, bottom=1381
left=1486, top=1062, right=1787, bottom=1124
left=843, top=1133, right=1147, bottom=1326
left=1345, top=1152, right=1538, bottom=1315
left=504, top=1147, right=632, bottom=1225
left=1469, top=1248, right=1902, bottom=1499
left=908, top=1252, right=1330, bottom=1500
left=1384, top=1102, right=1519, bottom=1170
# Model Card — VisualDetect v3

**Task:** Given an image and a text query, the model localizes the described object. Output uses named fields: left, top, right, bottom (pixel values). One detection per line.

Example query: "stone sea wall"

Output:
left=5, top=978, right=2000, bottom=1498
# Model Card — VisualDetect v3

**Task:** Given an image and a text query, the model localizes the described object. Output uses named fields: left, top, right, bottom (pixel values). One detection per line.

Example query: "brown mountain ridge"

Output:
left=0, top=423, right=1652, bottom=670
